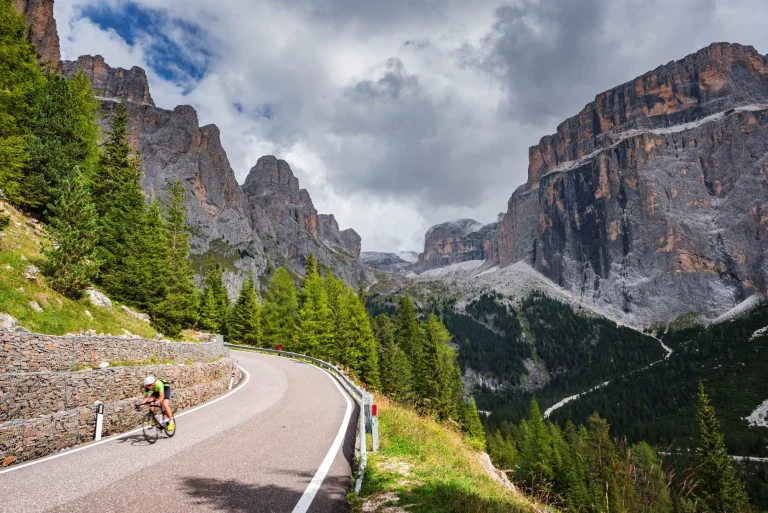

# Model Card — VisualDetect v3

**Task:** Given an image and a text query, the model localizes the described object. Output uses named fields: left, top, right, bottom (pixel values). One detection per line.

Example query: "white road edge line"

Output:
left=0, top=365, right=251, bottom=476
left=292, top=365, right=354, bottom=513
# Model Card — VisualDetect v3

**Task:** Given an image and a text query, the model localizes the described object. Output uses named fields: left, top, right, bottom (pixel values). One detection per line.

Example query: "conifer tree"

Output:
left=304, top=252, right=318, bottom=280
left=0, top=0, right=45, bottom=204
left=693, top=382, right=751, bottom=512
left=298, top=259, right=332, bottom=358
left=394, top=297, right=425, bottom=395
left=463, top=397, right=486, bottom=449
left=24, top=71, right=100, bottom=214
left=41, top=169, right=99, bottom=298
left=228, top=271, right=261, bottom=345
left=199, top=264, right=230, bottom=334
left=373, top=315, right=413, bottom=402
left=262, top=267, right=299, bottom=351
left=324, top=270, right=346, bottom=359
left=93, top=99, right=146, bottom=296
left=152, top=181, right=198, bottom=336
left=338, top=289, right=380, bottom=389
left=519, top=398, right=555, bottom=489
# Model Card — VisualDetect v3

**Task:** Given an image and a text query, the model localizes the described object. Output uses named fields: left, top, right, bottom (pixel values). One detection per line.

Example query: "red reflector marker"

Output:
left=372, top=404, right=378, bottom=416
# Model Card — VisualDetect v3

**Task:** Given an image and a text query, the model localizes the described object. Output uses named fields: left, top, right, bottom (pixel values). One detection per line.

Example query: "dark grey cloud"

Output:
left=477, top=0, right=719, bottom=128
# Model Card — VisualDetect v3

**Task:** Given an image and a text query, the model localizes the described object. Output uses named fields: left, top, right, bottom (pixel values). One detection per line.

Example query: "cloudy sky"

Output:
left=55, top=0, right=768, bottom=253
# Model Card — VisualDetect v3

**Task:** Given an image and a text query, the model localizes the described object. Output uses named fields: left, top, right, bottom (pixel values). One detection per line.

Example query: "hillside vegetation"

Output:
left=0, top=199, right=158, bottom=338
left=352, top=399, right=540, bottom=513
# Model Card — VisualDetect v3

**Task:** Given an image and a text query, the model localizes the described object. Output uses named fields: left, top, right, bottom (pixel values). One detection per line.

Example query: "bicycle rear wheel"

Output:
left=142, top=412, right=159, bottom=444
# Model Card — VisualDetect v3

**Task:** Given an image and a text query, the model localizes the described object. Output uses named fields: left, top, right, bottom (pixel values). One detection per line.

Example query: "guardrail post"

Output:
left=371, top=397, right=379, bottom=452
left=94, top=401, right=104, bottom=441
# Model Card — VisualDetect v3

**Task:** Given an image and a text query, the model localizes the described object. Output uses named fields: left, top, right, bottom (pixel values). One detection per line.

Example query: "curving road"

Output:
left=0, top=352, right=359, bottom=513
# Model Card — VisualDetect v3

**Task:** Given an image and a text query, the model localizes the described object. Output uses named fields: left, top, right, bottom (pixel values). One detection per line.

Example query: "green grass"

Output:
left=0, top=200, right=158, bottom=338
left=350, top=400, right=541, bottom=513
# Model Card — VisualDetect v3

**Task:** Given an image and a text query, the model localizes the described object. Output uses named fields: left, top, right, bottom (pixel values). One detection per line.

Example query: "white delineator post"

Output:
left=371, top=401, right=379, bottom=452
left=94, top=402, right=104, bottom=441
left=228, top=372, right=235, bottom=390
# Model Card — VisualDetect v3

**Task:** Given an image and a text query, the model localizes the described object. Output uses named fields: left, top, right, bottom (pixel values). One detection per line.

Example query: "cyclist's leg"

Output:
left=161, top=387, right=173, bottom=420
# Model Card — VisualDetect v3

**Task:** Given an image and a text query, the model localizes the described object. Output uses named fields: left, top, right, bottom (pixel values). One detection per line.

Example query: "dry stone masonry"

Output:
left=0, top=333, right=240, bottom=467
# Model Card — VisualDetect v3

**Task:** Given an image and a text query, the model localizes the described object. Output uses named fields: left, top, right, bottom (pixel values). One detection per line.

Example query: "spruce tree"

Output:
left=338, top=289, right=380, bottom=389
left=463, top=397, right=486, bottom=449
left=199, top=264, right=230, bottom=334
left=304, top=252, right=318, bottom=280
left=519, top=398, right=555, bottom=489
left=298, top=260, right=332, bottom=358
left=262, top=267, right=299, bottom=351
left=693, top=382, right=751, bottom=512
left=324, top=270, right=345, bottom=360
left=0, top=0, right=45, bottom=204
left=24, top=71, right=100, bottom=214
left=41, top=169, right=99, bottom=298
left=93, top=99, right=146, bottom=297
left=373, top=315, right=413, bottom=402
left=152, top=181, right=198, bottom=336
left=228, top=271, right=261, bottom=345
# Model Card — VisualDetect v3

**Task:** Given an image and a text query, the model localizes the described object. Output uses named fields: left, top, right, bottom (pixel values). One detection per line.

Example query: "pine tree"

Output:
left=228, top=271, right=261, bottom=345
left=199, top=264, right=230, bottom=334
left=41, top=169, right=99, bottom=298
left=262, top=267, right=299, bottom=351
left=152, top=181, right=198, bottom=336
left=24, top=71, right=100, bottom=214
left=338, top=289, right=380, bottom=389
left=93, top=99, right=146, bottom=297
left=463, top=397, right=486, bottom=449
left=394, top=296, right=425, bottom=397
left=304, top=252, right=318, bottom=280
left=693, top=382, right=751, bottom=512
left=0, top=0, right=45, bottom=204
left=519, top=398, right=555, bottom=489
left=324, top=270, right=346, bottom=360
left=373, top=315, right=413, bottom=402
left=298, top=261, right=333, bottom=359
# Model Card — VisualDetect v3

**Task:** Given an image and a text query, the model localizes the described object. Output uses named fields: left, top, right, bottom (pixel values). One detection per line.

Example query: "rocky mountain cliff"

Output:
left=413, top=218, right=500, bottom=273
left=18, top=0, right=368, bottom=296
left=498, top=42, right=768, bottom=324
left=13, top=0, right=60, bottom=68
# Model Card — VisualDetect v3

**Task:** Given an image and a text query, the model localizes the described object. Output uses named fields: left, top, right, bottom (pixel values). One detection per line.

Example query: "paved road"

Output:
left=0, top=352, right=359, bottom=513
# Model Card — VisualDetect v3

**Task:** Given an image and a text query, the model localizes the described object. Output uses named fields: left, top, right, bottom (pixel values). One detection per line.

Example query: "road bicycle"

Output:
left=136, top=401, right=176, bottom=444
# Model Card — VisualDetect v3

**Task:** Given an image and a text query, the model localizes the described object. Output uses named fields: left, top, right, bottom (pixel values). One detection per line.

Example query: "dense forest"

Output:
left=438, top=292, right=665, bottom=425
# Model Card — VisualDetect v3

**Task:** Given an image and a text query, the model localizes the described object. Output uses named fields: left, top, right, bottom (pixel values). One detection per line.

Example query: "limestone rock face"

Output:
left=62, top=56, right=154, bottom=106
left=13, top=0, right=60, bottom=68
left=415, top=219, right=500, bottom=272
left=319, top=214, right=362, bottom=258
left=498, top=42, right=768, bottom=324
left=360, top=252, right=415, bottom=274
left=243, top=156, right=373, bottom=285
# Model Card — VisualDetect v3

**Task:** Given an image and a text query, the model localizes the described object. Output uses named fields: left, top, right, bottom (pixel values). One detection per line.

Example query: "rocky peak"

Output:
left=13, top=0, right=60, bottom=69
left=319, top=214, right=362, bottom=258
left=62, top=55, right=154, bottom=106
left=497, top=42, right=768, bottom=325
left=527, top=42, right=768, bottom=186
left=417, top=219, right=499, bottom=271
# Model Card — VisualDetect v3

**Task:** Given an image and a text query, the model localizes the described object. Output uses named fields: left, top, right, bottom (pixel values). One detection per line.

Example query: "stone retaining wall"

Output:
left=0, top=332, right=227, bottom=373
left=0, top=358, right=237, bottom=421
left=0, top=367, right=242, bottom=467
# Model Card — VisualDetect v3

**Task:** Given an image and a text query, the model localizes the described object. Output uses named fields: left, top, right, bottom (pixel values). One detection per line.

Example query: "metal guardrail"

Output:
left=223, top=344, right=378, bottom=494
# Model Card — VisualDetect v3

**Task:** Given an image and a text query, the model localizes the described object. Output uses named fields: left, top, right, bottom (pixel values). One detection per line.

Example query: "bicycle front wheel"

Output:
left=142, top=412, right=159, bottom=444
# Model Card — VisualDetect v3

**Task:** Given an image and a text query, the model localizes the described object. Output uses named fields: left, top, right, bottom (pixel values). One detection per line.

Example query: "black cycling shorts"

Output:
left=151, top=386, right=171, bottom=402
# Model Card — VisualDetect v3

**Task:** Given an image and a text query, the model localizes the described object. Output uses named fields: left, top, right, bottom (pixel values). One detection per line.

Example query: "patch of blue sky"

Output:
left=233, top=101, right=280, bottom=120
left=81, top=2, right=213, bottom=91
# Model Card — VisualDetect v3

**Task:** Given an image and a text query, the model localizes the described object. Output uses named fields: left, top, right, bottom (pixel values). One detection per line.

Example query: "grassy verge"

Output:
left=350, top=399, right=542, bottom=513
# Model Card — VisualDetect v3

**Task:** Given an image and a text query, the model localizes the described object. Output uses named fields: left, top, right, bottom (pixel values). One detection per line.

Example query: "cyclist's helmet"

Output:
left=143, top=376, right=156, bottom=387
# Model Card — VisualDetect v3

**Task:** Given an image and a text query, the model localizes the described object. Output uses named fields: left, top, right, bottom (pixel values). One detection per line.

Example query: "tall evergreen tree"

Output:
left=519, top=398, right=555, bottom=489
left=338, top=289, right=380, bottom=389
left=261, top=267, right=299, bottom=351
left=692, top=382, right=751, bottom=512
left=24, top=71, right=100, bottom=214
left=41, top=169, right=99, bottom=298
left=0, top=0, right=45, bottom=204
left=304, top=252, right=318, bottom=280
left=324, top=270, right=346, bottom=360
left=152, top=181, right=198, bottom=336
left=373, top=315, right=413, bottom=402
left=298, top=259, right=332, bottom=358
left=93, top=99, right=146, bottom=296
left=199, top=263, right=230, bottom=334
left=228, top=271, right=261, bottom=345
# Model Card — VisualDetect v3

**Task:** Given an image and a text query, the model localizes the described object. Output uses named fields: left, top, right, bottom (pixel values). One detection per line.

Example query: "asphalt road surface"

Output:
left=0, top=351, right=359, bottom=513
